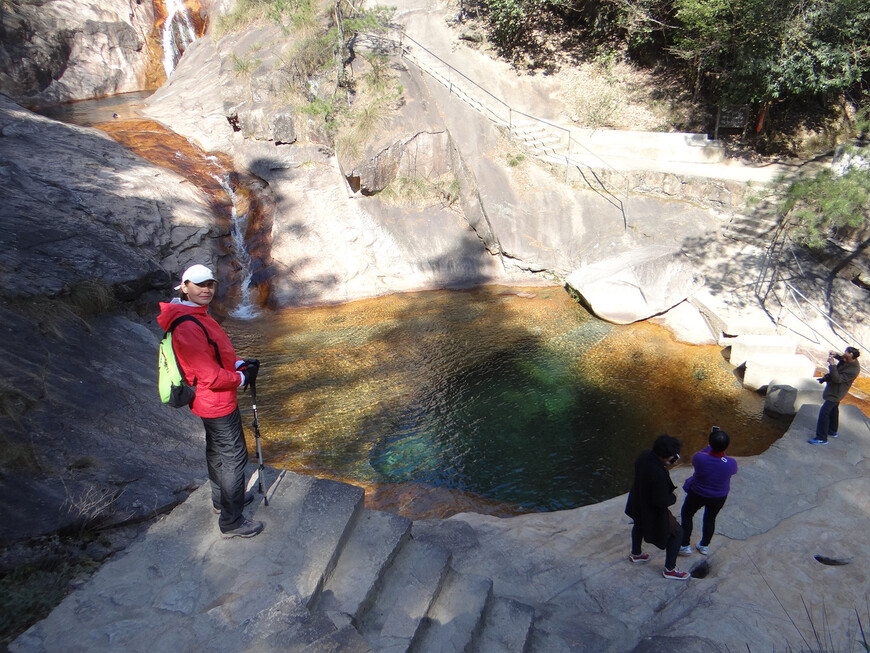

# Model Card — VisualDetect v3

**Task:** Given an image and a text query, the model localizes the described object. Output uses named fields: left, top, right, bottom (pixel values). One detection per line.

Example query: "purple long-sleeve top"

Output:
left=683, top=446, right=738, bottom=498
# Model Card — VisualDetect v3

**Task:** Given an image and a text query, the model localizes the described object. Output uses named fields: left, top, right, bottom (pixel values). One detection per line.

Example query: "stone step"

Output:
left=764, top=376, right=825, bottom=416
left=475, top=596, right=535, bottom=653
left=743, top=353, right=817, bottom=391
left=357, top=537, right=452, bottom=653
left=722, top=220, right=779, bottom=244
left=729, top=333, right=797, bottom=367
left=411, top=568, right=492, bottom=652
left=314, top=508, right=413, bottom=627
left=11, top=466, right=365, bottom=653
left=690, top=289, right=777, bottom=339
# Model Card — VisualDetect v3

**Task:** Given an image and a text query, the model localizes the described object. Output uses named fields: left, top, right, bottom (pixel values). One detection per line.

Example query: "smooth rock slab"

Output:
left=743, top=353, right=815, bottom=390
left=566, top=246, right=704, bottom=324
left=729, top=334, right=797, bottom=367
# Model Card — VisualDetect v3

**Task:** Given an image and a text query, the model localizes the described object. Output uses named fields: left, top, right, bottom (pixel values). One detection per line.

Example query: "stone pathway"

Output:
left=12, top=403, right=870, bottom=652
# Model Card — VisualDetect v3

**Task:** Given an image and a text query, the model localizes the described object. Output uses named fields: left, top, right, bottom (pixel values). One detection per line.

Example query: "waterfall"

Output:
left=162, top=0, right=198, bottom=77
left=212, top=173, right=260, bottom=319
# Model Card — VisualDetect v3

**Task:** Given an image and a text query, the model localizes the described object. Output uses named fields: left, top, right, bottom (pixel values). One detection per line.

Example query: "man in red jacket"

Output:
left=157, top=264, right=264, bottom=538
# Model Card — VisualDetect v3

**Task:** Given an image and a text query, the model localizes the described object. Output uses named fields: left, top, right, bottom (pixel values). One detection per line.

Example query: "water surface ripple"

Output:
left=227, top=286, right=789, bottom=518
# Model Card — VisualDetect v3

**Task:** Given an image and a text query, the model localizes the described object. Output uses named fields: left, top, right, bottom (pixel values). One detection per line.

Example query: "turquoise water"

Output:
left=228, top=286, right=788, bottom=515
left=368, top=334, right=641, bottom=510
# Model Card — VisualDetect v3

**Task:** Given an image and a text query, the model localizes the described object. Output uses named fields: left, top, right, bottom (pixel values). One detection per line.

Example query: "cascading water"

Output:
left=212, top=171, right=261, bottom=319
left=161, top=0, right=198, bottom=77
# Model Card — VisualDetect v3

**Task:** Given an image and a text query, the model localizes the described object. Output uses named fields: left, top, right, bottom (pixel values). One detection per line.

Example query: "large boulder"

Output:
left=145, top=25, right=303, bottom=155
left=0, top=94, right=225, bottom=543
left=0, top=94, right=216, bottom=301
left=764, top=377, right=825, bottom=416
left=0, top=0, right=156, bottom=105
left=565, top=246, right=705, bottom=324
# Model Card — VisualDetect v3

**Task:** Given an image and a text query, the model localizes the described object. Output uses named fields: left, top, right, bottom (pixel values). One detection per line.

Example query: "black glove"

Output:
left=239, top=359, right=260, bottom=390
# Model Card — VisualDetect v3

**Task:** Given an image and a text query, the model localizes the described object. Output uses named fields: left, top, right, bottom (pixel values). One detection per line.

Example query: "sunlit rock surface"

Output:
left=566, top=246, right=705, bottom=324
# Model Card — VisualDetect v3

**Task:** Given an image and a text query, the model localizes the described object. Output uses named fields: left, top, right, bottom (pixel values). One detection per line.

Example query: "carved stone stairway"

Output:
left=11, top=466, right=536, bottom=653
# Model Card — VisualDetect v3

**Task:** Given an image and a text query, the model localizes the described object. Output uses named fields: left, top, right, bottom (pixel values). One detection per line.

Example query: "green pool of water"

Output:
left=228, top=286, right=788, bottom=514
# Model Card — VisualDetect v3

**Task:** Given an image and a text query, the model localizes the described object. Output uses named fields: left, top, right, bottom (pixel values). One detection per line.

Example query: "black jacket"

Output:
left=625, top=449, right=677, bottom=549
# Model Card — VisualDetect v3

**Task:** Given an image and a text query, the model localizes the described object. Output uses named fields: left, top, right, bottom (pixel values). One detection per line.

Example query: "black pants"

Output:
left=815, top=399, right=840, bottom=440
left=681, top=489, right=727, bottom=547
left=631, top=522, right=683, bottom=570
left=202, top=407, right=248, bottom=532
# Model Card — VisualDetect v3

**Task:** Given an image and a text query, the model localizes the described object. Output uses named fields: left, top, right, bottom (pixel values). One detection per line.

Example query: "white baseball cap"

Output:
left=175, top=264, right=217, bottom=290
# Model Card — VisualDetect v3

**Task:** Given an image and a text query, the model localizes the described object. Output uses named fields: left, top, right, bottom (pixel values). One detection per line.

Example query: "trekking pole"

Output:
left=249, top=380, right=269, bottom=506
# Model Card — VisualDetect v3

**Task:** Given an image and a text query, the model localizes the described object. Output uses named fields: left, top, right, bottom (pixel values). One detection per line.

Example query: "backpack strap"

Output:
left=167, top=315, right=224, bottom=377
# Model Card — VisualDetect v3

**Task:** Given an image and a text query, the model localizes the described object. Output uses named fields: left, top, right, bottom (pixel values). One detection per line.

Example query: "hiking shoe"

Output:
left=629, top=553, right=650, bottom=564
left=679, top=545, right=693, bottom=556
left=697, top=545, right=709, bottom=555
left=662, top=567, right=690, bottom=581
left=808, top=438, right=829, bottom=445
left=213, top=490, right=256, bottom=514
left=221, top=518, right=264, bottom=539
left=829, top=432, right=838, bottom=438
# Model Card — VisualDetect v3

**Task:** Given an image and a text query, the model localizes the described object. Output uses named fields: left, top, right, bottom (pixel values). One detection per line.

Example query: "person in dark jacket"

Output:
left=679, top=427, right=738, bottom=556
left=810, top=346, right=861, bottom=444
left=625, top=434, right=689, bottom=581
left=157, top=264, right=264, bottom=539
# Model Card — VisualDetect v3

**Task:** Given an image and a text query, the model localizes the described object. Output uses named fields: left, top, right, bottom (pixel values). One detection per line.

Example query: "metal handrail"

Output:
left=756, top=226, right=868, bottom=353
left=364, top=30, right=629, bottom=227
left=774, top=272, right=867, bottom=352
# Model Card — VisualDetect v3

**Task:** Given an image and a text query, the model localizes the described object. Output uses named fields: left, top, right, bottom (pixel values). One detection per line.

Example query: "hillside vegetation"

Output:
left=463, top=0, right=869, bottom=154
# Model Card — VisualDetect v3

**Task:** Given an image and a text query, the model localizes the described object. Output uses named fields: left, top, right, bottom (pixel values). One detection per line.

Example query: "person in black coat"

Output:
left=625, top=434, right=690, bottom=581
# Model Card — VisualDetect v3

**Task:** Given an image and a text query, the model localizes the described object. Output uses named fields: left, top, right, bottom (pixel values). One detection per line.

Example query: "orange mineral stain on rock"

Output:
left=96, top=118, right=275, bottom=310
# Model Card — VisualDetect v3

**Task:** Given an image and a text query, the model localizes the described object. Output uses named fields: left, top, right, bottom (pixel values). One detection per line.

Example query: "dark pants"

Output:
left=681, top=489, right=727, bottom=547
left=202, top=407, right=248, bottom=532
left=815, top=400, right=840, bottom=440
left=631, top=522, right=683, bottom=570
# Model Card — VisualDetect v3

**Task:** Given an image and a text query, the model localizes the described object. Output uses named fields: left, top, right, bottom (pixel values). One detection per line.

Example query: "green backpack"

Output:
left=158, top=315, right=222, bottom=407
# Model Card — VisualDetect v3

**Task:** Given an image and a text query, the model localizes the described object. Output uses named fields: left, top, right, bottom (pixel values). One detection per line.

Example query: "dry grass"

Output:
left=379, top=173, right=462, bottom=208
left=542, top=58, right=700, bottom=131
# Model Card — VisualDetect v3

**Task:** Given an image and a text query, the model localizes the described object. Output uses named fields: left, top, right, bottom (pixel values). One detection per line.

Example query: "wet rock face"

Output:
left=0, top=0, right=155, bottom=105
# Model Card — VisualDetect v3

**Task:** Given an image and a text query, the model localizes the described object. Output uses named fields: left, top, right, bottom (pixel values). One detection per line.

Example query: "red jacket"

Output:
left=157, top=300, right=242, bottom=418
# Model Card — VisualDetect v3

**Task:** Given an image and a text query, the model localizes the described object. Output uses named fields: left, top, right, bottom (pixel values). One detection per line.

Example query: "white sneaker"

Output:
left=678, top=545, right=692, bottom=556
left=697, top=544, right=709, bottom=555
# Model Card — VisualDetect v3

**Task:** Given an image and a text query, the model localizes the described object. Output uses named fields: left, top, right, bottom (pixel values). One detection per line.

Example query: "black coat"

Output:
left=625, top=449, right=677, bottom=549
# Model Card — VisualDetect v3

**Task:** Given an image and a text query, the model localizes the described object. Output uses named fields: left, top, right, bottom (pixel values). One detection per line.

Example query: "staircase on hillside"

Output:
left=12, top=467, right=538, bottom=653
left=365, top=31, right=629, bottom=220
left=721, top=199, right=783, bottom=249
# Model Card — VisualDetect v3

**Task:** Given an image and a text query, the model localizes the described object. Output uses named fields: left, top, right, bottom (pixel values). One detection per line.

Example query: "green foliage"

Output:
left=299, top=96, right=339, bottom=131
left=550, top=0, right=870, bottom=132
left=487, top=0, right=527, bottom=49
left=332, top=51, right=404, bottom=158
left=214, top=0, right=275, bottom=36
left=781, top=167, right=870, bottom=248
left=283, top=33, right=335, bottom=89
left=669, top=0, right=870, bottom=106
left=230, top=52, right=262, bottom=77
left=482, top=0, right=563, bottom=51
left=506, top=152, right=526, bottom=167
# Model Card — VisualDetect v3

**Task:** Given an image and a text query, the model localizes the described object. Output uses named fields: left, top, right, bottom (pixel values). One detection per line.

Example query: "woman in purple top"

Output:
left=679, top=427, right=738, bottom=556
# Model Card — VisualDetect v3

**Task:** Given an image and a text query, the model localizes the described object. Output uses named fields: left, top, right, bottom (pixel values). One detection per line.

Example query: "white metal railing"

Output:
left=362, top=30, right=629, bottom=228
left=755, top=226, right=868, bottom=353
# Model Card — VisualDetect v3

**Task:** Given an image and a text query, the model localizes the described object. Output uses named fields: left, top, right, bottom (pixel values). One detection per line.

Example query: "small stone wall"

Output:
left=573, top=166, right=753, bottom=211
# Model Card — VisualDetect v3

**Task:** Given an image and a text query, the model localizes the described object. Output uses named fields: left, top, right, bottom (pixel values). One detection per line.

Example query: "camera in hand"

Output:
left=817, top=374, right=830, bottom=384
